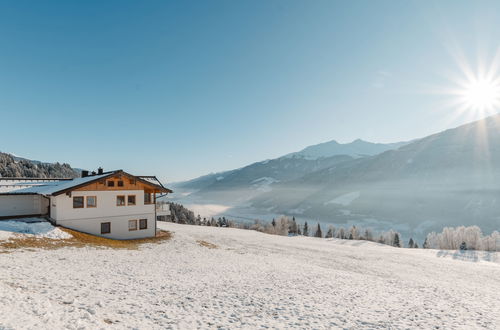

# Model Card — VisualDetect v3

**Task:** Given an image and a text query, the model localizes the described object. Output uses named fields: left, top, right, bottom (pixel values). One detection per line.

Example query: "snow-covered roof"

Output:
left=136, top=176, right=169, bottom=190
left=0, top=173, right=112, bottom=195
left=0, top=170, right=172, bottom=196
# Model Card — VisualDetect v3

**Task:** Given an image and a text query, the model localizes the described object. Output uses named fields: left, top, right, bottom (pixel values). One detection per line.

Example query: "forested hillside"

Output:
left=0, top=152, right=79, bottom=178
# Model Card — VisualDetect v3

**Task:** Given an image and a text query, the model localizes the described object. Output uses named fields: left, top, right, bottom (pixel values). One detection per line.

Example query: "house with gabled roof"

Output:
left=0, top=169, right=172, bottom=239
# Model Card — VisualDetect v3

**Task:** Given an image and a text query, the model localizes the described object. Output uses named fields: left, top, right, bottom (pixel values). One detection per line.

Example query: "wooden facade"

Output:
left=70, top=172, right=168, bottom=195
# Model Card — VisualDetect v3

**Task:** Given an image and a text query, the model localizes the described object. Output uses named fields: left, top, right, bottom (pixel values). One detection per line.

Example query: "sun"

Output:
left=459, top=77, right=500, bottom=113
left=437, top=50, right=500, bottom=121
left=433, top=48, right=500, bottom=159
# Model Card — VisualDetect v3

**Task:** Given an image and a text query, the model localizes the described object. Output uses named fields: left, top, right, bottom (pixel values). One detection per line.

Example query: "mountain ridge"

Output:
left=248, top=114, right=500, bottom=237
left=172, top=138, right=409, bottom=195
left=0, top=151, right=80, bottom=178
left=283, top=138, right=410, bottom=160
left=171, top=114, right=500, bottom=240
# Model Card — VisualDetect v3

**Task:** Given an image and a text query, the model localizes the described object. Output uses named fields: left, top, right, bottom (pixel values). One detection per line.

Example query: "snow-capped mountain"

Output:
left=250, top=114, right=500, bottom=237
left=172, top=114, right=500, bottom=240
left=284, top=139, right=409, bottom=160
left=172, top=154, right=355, bottom=204
left=171, top=139, right=407, bottom=203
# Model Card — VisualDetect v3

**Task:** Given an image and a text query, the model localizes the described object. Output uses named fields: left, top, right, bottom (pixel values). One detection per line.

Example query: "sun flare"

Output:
left=460, top=77, right=500, bottom=113
left=437, top=49, right=500, bottom=121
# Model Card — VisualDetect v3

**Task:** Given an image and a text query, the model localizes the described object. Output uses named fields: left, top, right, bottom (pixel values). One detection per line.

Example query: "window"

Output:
left=116, top=195, right=126, bottom=206
left=101, top=222, right=111, bottom=234
left=86, top=196, right=97, bottom=208
left=117, top=180, right=124, bottom=187
left=107, top=180, right=115, bottom=187
left=139, top=219, right=148, bottom=230
left=128, top=195, right=136, bottom=205
left=129, top=179, right=136, bottom=185
left=128, top=220, right=137, bottom=231
left=144, top=192, right=152, bottom=204
left=73, top=196, right=84, bottom=208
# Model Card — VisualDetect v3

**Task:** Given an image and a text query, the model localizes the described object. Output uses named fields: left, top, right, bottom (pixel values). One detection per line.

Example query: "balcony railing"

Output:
left=156, top=203, right=171, bottom=216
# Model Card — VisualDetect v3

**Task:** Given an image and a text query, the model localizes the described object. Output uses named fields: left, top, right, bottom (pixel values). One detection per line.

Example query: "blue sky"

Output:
left=1, top=0, right=500, bottom=182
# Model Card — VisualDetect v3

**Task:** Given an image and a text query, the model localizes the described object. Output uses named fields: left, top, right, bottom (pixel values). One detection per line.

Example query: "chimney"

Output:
left=97, top=167, right=104, bottom=175
left=81, top=170, right=89, bottom=178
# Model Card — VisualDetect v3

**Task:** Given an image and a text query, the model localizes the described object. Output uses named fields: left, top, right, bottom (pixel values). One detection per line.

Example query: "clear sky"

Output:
left=1, top=0, right=500, bottom=182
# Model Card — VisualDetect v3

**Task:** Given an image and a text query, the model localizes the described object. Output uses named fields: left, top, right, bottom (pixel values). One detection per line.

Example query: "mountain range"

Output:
left=171, top=115, right=500, bottom=239
left=171, top=139, right=409, bottom=202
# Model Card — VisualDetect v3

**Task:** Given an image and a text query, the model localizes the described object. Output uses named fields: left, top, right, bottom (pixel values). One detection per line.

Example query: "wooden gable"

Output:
left=73, top=173, right=163, bottom=194
left=49, top=170, right=171, bottom=196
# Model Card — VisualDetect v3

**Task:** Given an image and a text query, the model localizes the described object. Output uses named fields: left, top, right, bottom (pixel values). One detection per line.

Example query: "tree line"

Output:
left=164, top=202, right=499, bottom=251
left=165, top=205, right=405, bottom=248
left=0, top=152, right=79, bottom=178
left=423, top=226, right=499, bottom=252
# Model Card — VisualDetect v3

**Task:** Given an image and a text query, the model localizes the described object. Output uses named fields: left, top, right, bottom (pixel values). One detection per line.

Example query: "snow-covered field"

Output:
left=1, top=222, right=499, bottom=329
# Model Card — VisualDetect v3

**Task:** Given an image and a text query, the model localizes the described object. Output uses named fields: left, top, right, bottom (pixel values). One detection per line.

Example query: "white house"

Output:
left=0, top=169, right=172, bottom=239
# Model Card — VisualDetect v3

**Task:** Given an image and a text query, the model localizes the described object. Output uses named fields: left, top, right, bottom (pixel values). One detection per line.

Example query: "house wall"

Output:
left=0, top=195, right=49, bottom=217
left=50, top=190, right=156, bottom=239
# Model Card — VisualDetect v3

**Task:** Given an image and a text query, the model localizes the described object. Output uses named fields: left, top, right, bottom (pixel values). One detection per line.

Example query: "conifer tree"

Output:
left=393, top=233, right=401, bottom=247
left=290, top=217, right=298, bottom=235
left=408, top=238, right=415, bottom=248
left=303, top=221, right=309, bottom=236
left=314, top=223, right=322, bottom=238
left=423, top=237, right=429, bottom=249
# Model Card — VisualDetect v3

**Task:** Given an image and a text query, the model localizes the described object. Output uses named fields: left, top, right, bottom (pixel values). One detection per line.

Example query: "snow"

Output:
left=0, top=218, right=72, bottom=240
left=0, top=173, right=111, bottom=195
left=251, top=177, right=279, bottom=192
left=251, top=177, right=279, bottom=185
left=325, top=191, right=361, bottom=206
left=215, top=176, right=224, bottom=181
left=0, top=222, right=498, bottom=329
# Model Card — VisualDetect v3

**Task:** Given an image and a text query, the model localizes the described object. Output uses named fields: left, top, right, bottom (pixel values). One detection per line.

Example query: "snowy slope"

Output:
left=0, top=222, right=498, bottom=329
